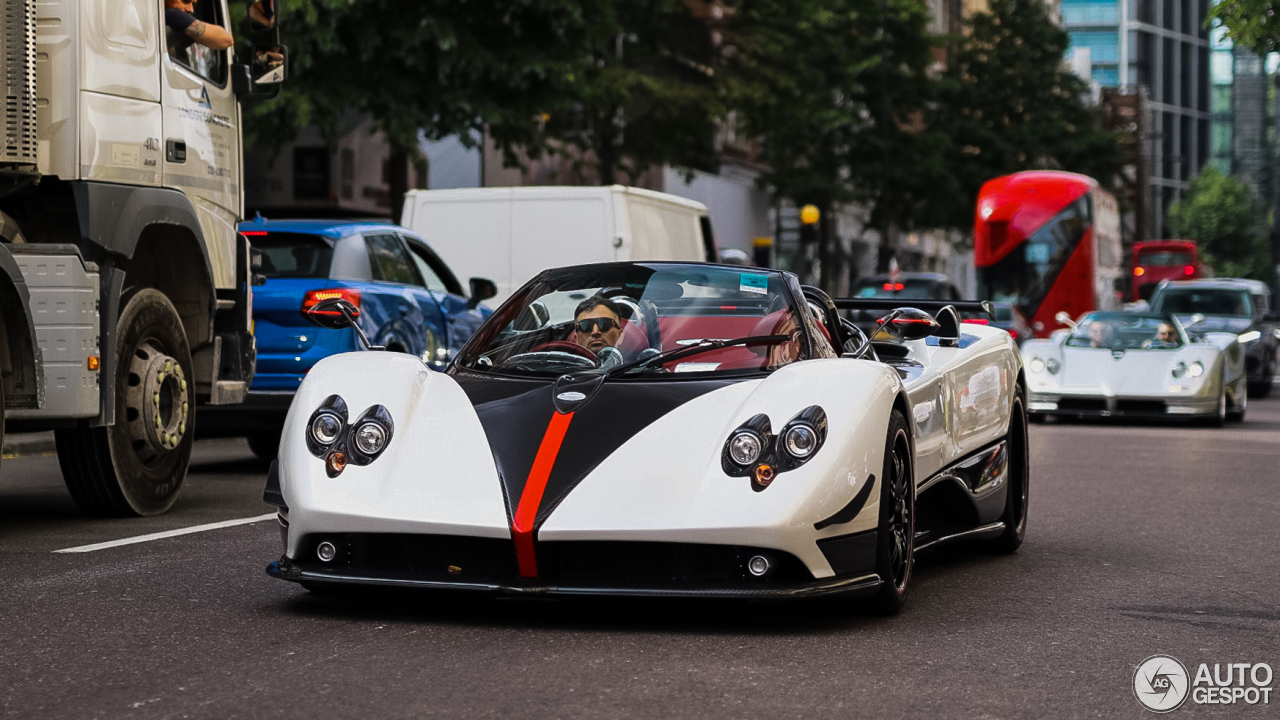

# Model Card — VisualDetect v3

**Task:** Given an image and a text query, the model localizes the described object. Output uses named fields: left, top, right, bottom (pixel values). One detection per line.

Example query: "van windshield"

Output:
left=456, top=264, right=822, bottom=378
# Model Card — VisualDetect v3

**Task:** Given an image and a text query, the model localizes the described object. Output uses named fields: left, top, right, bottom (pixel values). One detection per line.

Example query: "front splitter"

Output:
left=266, top=558, right=882, bottom=600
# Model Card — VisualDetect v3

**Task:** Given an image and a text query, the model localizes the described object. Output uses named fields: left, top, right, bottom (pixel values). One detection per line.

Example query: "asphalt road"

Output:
left=3, top=391, right=1279, bottom=719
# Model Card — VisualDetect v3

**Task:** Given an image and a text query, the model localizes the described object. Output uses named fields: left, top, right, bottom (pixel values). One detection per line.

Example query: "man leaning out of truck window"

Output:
left=164, top=0, right=235, bottom=57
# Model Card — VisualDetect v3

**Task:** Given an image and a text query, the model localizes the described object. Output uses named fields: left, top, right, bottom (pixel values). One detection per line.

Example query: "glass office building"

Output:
left=1065, top=0, right=1211, bottom=238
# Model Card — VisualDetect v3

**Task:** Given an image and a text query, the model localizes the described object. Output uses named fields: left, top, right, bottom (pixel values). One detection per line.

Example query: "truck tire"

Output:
left=1, top=369, right=6, bottom=470
left=56, top=290, right=194, bottom=516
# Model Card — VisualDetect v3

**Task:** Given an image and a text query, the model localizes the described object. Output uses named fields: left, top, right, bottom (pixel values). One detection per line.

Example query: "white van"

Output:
left=400, top=186, right=717, bottom=304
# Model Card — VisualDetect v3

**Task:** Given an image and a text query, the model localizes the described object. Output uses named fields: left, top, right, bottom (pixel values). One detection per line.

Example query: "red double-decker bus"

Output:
left=1131, top=239, right=1206, bottom=301
left=974, top=171, right=1122, bottom=337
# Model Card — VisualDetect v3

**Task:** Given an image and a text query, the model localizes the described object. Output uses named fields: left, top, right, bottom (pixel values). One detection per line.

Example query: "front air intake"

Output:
left=1, top=0, right=37, bottom=168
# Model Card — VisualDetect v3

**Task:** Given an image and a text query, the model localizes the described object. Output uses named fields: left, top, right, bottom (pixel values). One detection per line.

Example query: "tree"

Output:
left=933, top=0, right=1124, bottom=230
left=726, top=0, right=944, bottom=288
left=245, top=0, right=616, bottom=219
left=1207, top=0, right=1280, bottom=55
left=539, top=1, right=725, bottom=185
left=1167, top=167, right=1271, bottom=279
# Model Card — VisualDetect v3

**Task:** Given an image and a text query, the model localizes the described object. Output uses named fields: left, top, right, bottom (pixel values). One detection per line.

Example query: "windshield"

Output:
left=457, top=264, right=820, bottom=377
left=1065, top=313, right=1185, bottom=349
left=251, top=232, right=334, bottom=279
left=852, top=279, right=946, bottom=300
left=1153, top=288, right=1252, bottom=317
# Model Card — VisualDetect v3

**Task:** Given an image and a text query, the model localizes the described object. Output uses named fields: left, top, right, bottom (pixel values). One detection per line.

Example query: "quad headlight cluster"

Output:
left=305, top=394, right=395, bottom=477
left=722, top=406, right=828, bottom=491
left=1170, top=361, right=1204, bottom=379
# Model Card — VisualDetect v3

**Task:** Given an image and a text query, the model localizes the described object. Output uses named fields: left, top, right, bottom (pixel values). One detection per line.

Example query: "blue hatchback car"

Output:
left=199, top=219, right=495, bottom=458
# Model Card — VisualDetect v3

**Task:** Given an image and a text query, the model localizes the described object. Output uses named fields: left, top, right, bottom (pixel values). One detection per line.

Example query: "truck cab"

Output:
left=0, top=0, right=285, bottom=516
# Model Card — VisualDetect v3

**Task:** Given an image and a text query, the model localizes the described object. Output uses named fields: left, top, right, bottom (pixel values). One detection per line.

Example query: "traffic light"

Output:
left=799, top=204, right=819, bottom=244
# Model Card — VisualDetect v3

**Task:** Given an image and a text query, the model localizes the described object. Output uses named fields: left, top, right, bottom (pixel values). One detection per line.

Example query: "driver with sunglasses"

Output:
left=572, top=298, right=624, bottom=354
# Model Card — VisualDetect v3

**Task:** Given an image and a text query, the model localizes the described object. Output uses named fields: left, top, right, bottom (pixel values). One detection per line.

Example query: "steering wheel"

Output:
left=839, top=317, right=877, bottom=361
left=530, top=340, right=597, bottom=360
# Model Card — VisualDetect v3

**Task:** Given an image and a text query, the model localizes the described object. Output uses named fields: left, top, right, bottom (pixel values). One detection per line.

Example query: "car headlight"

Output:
left=354, top=422, right=387, bottom=455
left=782, top=424, right=818, bottom=458
left=1237, top=330, right=1261, bottom=344
left=310, top=413, right=343, bottom=446
left=1029, top=357, right=1045, bottom=373
left=728, top=431, right=763, bottom=466
left=1171, top=362, right=1186, bottom=379
left=1045, top=358, right=1060, bottom=375
left=1187, top=361, right=1204, bottom=378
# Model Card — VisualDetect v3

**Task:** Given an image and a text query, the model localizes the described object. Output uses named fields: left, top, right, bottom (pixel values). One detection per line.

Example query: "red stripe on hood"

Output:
left=512, top=411, right=574, bottom=577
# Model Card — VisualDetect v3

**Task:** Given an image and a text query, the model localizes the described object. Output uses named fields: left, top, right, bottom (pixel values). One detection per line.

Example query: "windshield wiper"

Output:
left=608, top=334, right=793, bottom=376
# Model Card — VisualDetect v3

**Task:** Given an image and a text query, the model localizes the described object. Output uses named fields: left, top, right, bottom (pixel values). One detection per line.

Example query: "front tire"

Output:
left=56, top=290, right=194, bottom=516
left=991, top=393, right=1030, bottom=553
left=870, top=410, right=914, bottom=615
left=1202, top=376, right=1227, bottom=428
left=1227, top=382, right=1247, bottom=423
left=1248, top=352, right=1273, bottom=398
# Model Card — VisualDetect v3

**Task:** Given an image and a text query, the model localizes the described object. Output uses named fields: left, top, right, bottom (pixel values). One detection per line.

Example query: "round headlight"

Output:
left=728, top=431, right=763, bottom=466
left=354, top=422, right=387, bottom=455
left=1171, top=361, right=1186, bottom=379
left=1029, top=357, right=1045, bottom=373
left=783, top=424, right=818, bottom=458
left=1187, top=361, right=1204, bottom=378
left=1045, top=358, right=1060, bottom=375
left=310, top=413, right=342, bottom=445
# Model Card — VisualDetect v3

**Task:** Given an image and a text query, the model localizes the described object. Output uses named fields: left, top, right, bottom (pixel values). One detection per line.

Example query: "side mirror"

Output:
left=305, top=298, right=360, bottom=330
left=468, top=277, right=497, bottom=309
left=882, top=308, right=940, bottom=341
left=1054, top=311, right=1076, bottom=328
left=234, top=0, right=286, bottom=97
left=248, top=246, right=267, bottom=286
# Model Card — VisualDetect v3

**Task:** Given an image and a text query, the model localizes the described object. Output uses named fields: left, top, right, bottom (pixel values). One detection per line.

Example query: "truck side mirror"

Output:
left=468, top=277, right=498, bottom=309
left=234, top=0, right=286, bottom=96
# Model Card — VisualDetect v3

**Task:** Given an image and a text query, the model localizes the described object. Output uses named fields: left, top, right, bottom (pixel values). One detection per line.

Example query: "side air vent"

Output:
left=1, top=0, right=37, bottom=168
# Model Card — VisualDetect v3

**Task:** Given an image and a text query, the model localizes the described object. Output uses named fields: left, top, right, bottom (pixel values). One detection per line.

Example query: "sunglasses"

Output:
left=575, top=318, right=617, bottom=333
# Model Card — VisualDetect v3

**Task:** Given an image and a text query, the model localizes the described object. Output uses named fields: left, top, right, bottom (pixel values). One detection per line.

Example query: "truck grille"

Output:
left=2, top=0, right=37, bottom=166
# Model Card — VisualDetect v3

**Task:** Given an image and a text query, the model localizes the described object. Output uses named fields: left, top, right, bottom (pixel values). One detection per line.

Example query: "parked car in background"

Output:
left=1131, top=239, right=1206, bottom=302
left=846, top=272, right=962, bottom=334
left=1149, top=278, right=1276, bottom=397
left=400, top=186, right=717, bottom=305
left=963, top=301, right=1032, bottom=345
left=199, top=219, right=496, bottom=458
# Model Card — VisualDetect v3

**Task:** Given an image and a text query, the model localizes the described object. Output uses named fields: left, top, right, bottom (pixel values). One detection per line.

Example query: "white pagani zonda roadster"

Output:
left=1021, top=311, right=1247, bottom=425
left=264, top=262, right=1028, bottom=613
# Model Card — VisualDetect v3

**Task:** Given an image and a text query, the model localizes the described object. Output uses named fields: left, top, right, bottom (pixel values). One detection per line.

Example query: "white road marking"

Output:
left=53, top=513, right=277, bottom=554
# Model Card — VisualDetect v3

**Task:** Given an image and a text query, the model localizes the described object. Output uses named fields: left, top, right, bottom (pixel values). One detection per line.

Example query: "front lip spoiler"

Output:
left=266, top=558, right=882, bottom=600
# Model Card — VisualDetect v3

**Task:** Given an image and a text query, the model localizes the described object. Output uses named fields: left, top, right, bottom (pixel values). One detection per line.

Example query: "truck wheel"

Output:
left=56, top=290, right=194, bottom=516
left=0, top=370, right=6, bottom=470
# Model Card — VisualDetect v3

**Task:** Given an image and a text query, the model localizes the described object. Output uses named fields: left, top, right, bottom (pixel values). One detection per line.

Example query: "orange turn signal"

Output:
left=326, top=451, right=347, bottom=475
left=754, top=464, right=775, bottom=487
left=87, top=356, right=100, bottom=371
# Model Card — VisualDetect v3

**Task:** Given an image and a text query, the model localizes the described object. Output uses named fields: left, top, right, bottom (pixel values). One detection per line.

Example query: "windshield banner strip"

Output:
left=512, top=410, right=575, bottom=577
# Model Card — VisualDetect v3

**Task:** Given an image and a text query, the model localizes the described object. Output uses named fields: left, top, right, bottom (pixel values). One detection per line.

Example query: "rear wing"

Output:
left=832, top=299, right=995, bottom=318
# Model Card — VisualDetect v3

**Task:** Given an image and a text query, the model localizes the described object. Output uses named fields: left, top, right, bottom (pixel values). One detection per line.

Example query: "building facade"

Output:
left=1064, top=0, right=1212, bottom=239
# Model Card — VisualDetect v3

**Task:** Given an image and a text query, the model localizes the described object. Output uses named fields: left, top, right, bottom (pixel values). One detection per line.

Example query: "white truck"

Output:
left=0, top=0, right=285, bottom=515
left=401, top=186, right=718, bottom=305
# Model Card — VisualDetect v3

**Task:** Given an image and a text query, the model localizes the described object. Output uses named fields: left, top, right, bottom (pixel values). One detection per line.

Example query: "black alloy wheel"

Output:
left=56, top=289, right=194, bottom=516
left=870, top=410, right=914, bottom=615
left=991, top=392, right=1030, bottom=553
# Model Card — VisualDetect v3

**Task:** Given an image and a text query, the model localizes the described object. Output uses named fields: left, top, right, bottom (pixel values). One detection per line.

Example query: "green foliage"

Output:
left=934, top=0, right=1125, bottom=228
left=726, top=0, right=946, bottom=280
left=1207, top=0, right=1280, bottom=55
left=245, top=0, right=611, bottom=159
left=1167, top=167, right=1272, bottom=279
left=540, top=1, right=724, bottom=184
